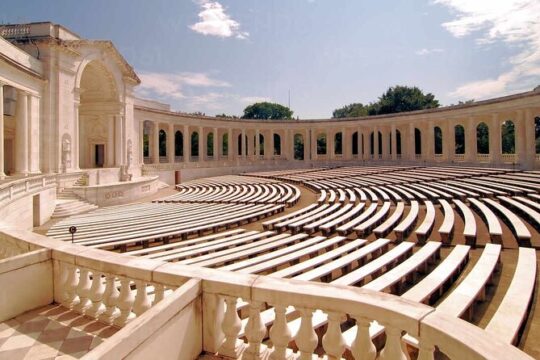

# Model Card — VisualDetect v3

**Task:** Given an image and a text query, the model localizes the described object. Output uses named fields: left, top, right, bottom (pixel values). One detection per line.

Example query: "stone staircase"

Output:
left=52, top=188, right=98, bottom=218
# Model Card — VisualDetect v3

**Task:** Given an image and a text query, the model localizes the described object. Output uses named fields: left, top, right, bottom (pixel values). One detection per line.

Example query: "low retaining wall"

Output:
left=72, top=176, right=160, bottom=206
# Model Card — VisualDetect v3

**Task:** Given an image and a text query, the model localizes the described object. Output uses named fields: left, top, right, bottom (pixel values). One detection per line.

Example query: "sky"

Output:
left=2, top=0, right=539, bottom=118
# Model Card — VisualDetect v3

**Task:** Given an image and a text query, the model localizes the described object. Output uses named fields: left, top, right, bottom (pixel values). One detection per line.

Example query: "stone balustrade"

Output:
left=0, top=174, right=56, bottom=205
left=0, top=227, right=535, bottom=360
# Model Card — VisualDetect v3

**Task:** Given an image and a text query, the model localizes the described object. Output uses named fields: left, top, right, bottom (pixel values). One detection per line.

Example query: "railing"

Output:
left=454, top=153, right=465, bottom=162
left=477, top=154, right=491, bottom=162
left=501, top=153, right=517, bottom=163
left=0, top=174, right=57, bottom=207
left=434, top=153, right=443, bottom=161
left=415, top=154, right=422, bottom=160
left=0, top=229, right=534, bottom=360
left=175, top=156, right=184, bottom=162
left=159, top=156, right=168, bottom=163
left=56, top=258, right=177, bottom=328
left=396, top=154, right=402, bottom=160
left=536, top=154, right=540, bottom=161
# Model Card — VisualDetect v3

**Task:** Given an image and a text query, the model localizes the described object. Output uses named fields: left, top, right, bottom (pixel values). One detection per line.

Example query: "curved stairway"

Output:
left=51, top=188, right=98, bottom=218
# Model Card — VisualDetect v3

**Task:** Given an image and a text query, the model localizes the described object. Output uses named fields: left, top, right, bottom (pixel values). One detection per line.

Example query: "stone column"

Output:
left=199, top=126, right=204, bottom=162
left=139, top=120, right=145, bottom=165
left=328, top=131, right=335, bottom=160
left=445, top=121, right=454, bottom=162
left=241, top=129, right=246, bottom=159
left=343, top=128, right=352, bottom=160
left=183, top=125, right=190, bottom=163
left=168, top=123, right=175, bottom=163
left=466, top=117, right=476, bottom=162
left=0, top=83, right=5, bottom=178
left=255, top=129, right=260, bottom=159
left=152, top=121, right=159, bottom=164
left=426, top=123, right=434, bottom=162
left=213, top=127, right=219, bottom=160
left=304, top=130, right=309, bottom=161
left=381, top=129, right=389, bottom=160
left=73, top=95, right=80, bottom=170
left=264, top=130, right=272, bottom=160
left=28, top=95, right=40, bottom=174
left=408, top=123, right=415, bottom=161
left=227, top=128, right=233, bottom=161
left=115, top=115, right=123, bottom=166
left=311, top=130, right=318, bottom=161
left=373, top=126, right=379, bottom=160
left=362, top=130, right=369, bottom=160
left=391, top=124, right=397, bottom=161
left=515, top=110, right=527, bottom=167
left=490, top=113, right=501, bottom=165
left=524, top=109, right=535, bottom=169
left=15, top=90, right=29, bottom=175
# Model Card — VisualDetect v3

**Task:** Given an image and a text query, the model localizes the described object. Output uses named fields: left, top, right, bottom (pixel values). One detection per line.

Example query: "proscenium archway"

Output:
left=78, top=60, right=121, bottom=169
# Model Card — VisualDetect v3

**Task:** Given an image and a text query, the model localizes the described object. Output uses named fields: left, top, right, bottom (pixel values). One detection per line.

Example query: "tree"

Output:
left=332, top=85, right=440, bottom=117
left=216, top=113, right=239, bottom=118
left=375, top=85, right=439, bottom=115
left=242, top=102, right=293, bottom=120
left=332, top=103, right=369, bottom=118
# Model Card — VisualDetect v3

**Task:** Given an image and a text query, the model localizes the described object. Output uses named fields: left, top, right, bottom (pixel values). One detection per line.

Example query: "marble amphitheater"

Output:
left=0, top=21, right=539, bottom=360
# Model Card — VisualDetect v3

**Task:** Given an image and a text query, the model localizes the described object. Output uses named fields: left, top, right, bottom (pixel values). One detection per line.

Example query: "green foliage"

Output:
left=332, top=103, right=369, bottom=118
left=334, top=132, right=343, bottom=155
left=175, top=131, right=183, bottom=157
left=294, top=134, right=304, bottom=160
left=332, top=85, right=440, bottom=117
left=242, top=102, right=293, bottom=120
left=317, top=134, right=327, bottom=155
left=476, top=123, right=489, bottom=154
left=159, top=130, right=166, bottom=157
left=501, top=121, right=515, bottom=154
left=376, top=85, right=439, bottom=114
left=216, top=113, right=239, bottom=118
left=455, top=125, right=465, bottom=154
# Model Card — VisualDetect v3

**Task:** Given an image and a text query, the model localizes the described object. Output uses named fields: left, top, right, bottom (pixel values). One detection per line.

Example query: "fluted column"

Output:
left=168, top=123, right=175, bottom=163
left=0, top=83, right=5, bottom=178
left=264, top=130, right=272, bottom=160
left=391, top=125, right=397, bottom=161
left=328, top=130, right=335, bottom=160
left=311, top=130, right=318, bottom=161
left=515, top=110, right=526, bottom=167
left=183, top=125, right=190, bottom=163
left=15, top=90, right=29, bottom=175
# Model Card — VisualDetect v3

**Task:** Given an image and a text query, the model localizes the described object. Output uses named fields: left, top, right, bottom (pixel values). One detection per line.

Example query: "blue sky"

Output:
left=2, top=0, right=539, bottom=118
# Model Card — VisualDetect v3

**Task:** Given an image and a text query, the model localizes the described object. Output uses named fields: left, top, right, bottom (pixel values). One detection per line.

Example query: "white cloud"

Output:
left=415, top=48, right=445, bottom=56
left=136, top=71, right=230, bottom=100
left=190, top=1, right=249, bottom=39
left=434, top=0, right=540, bottom=99
left=135, top=70, right=269, bottom=114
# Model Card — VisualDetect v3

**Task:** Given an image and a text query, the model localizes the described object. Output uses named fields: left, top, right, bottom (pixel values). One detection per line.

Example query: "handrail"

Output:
left=0, top=229, right=535, bottom=360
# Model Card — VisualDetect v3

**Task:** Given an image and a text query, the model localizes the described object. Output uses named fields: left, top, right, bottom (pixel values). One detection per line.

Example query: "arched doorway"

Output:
left=78, top=60, right=121, bottom=169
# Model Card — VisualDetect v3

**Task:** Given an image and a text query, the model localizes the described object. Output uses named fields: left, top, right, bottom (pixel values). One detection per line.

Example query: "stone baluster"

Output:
left=379, top=324, right=408, bottom=360
left=86, top=271, right=105, bottom=318
left=244, top=301, right=266, bottom=359
left=269, top=304, right=292, bottom=360
left=351, top=316, right=376, bottom=360
left=153, top=283, right=165, bottom=304
left=219, top=296, right=243, bottom=357
left=114, top=278, right=135, bottom=327
left=417, top=339, right=435, bottom=360
left=99, top=274, right=120, bottom=325
left=133, top=280, right=152, bottom=316
left=322, top=312, right=346, bottom=360
left=74, top=268, right=92, bottom=313
left=64, top=264, right=80, bottom=309
left=295, top=308, right=318, bottom=360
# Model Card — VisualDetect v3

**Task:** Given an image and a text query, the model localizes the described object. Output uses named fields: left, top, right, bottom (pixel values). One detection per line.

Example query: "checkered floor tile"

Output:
left=0, top=304, right=118, bottom=359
